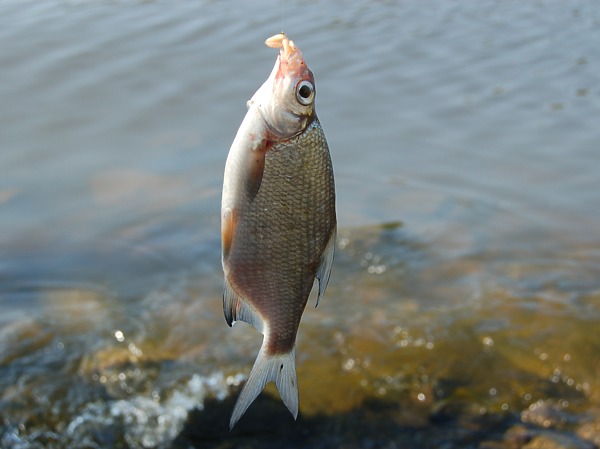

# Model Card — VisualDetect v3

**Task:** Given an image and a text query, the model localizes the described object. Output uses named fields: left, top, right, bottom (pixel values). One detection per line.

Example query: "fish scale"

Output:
left=228, top=120, right=335, bottom=353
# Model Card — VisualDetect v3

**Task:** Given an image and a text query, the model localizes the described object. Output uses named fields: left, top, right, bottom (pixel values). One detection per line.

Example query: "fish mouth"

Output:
left=265, top=33, right=309, bottom=79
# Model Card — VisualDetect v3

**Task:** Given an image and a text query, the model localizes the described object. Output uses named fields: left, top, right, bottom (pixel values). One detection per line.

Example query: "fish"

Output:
left=221, top=33, right=337, bottom=429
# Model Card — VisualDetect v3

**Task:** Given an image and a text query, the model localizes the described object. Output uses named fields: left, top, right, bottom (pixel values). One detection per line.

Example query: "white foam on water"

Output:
left=63, top=371, right=238, bottom=449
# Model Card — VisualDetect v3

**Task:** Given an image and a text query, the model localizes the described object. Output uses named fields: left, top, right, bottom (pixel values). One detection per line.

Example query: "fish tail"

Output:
left=229, top=344, right=298, bottom=429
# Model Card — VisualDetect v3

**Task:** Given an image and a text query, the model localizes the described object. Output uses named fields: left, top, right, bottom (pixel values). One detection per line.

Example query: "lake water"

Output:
left=1, top=1, right=599, bottom=448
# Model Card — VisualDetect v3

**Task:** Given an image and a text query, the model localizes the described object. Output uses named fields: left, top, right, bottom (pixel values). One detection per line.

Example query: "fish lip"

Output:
left=266, top=33, right=313, bottom=85
left=278, top=41, right=305, bottom=77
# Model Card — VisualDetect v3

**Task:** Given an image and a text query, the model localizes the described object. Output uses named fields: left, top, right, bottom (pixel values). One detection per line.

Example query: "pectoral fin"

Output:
left=315, top=226, right=336, bottom=307
left=221, top=208, right=237, bottom=262
left=246, top=150, right=266, bottom=201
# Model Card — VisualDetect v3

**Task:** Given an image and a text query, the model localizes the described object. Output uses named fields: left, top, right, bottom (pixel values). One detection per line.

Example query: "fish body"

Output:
left=221, top=34, right=336, bottom=429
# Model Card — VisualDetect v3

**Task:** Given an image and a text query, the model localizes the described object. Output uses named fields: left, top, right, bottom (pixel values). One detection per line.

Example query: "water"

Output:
left=1, top=1, right=599, bottom=448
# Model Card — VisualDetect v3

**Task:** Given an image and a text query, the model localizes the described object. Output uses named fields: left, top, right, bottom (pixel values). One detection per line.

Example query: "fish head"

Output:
left=253, top=33, right=316, bottom=139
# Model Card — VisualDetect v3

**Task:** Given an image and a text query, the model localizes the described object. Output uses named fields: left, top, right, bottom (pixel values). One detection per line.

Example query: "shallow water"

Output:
left=1, top=1, right=600, bottom=448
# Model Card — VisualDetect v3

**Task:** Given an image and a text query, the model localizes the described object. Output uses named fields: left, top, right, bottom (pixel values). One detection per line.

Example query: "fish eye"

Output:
left=296, top=80, right=314, bottom=105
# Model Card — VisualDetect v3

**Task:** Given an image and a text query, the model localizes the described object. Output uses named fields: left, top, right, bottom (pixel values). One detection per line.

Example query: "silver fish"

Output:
left=221, top=33, right=336, bottom=429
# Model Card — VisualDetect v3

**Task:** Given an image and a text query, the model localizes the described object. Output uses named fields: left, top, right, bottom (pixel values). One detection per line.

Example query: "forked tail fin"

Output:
left=229, top=345, right=298, bottom=429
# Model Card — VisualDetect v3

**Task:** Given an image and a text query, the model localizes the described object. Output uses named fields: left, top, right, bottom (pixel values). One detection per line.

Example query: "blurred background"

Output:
left=1, top=1, right=599, bottom=448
